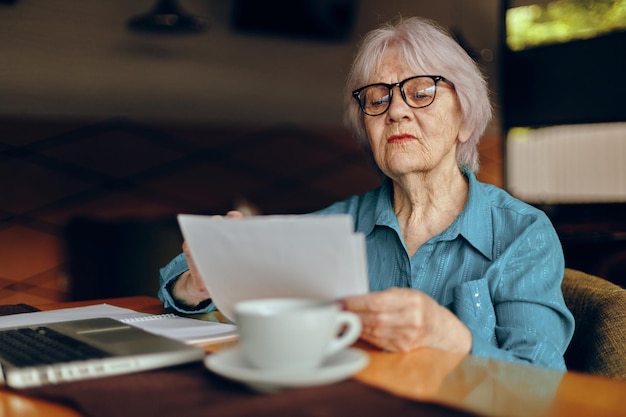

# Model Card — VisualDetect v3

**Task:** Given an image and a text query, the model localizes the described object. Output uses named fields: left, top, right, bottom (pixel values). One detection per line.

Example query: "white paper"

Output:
left=178, top=214, right=369, bottom=322
left=0, top=304, right=238, bottom=345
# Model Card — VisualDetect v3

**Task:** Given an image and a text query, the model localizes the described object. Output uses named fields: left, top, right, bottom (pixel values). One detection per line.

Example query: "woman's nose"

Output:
left=386, top=87, right=413, bottom=121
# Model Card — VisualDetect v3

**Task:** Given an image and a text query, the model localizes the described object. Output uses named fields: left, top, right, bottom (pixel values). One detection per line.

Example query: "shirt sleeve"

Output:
left=455, top=216, right=575, bottom=370
left=157, top=253, right=216, bottom=314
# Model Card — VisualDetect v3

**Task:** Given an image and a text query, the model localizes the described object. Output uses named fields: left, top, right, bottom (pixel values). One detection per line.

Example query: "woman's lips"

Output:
left=387, top=134, right=415, bottom=144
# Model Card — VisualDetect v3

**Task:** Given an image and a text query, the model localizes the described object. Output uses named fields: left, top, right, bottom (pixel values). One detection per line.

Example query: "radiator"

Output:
left=506, top=122, right=626, bottom=203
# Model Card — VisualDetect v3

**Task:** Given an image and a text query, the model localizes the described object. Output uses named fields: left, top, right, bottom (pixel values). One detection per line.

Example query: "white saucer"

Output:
left=204, top=348, right=369, bottom=392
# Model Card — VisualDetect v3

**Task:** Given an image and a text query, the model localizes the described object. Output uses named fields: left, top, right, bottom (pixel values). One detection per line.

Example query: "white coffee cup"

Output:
left=234, top=298, right=362, bottom=371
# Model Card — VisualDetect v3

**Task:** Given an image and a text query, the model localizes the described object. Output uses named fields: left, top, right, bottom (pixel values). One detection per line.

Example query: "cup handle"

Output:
left=326, top=311, right=362, bottom=356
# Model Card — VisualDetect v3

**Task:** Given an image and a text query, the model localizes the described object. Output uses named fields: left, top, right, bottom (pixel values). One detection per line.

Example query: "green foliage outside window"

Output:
left=507, top=0, right=626, bottom=50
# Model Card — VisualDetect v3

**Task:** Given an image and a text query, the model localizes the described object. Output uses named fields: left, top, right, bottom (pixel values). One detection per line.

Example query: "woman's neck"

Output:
left=391, top=166, right=469, bottom=256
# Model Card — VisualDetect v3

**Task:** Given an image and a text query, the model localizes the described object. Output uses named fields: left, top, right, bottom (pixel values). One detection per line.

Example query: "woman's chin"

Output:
left=382, top=158, right=430, bottom=178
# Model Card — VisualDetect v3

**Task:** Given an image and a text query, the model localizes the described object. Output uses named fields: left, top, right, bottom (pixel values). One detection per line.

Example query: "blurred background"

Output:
left=0, top=0, right=624, bottom=305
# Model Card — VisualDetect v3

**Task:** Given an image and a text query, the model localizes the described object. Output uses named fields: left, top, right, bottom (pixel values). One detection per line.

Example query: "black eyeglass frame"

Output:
left=351, top=75, right=454, bottom=116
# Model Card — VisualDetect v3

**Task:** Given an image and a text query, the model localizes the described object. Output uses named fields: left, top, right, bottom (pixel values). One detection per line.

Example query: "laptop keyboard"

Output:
left=0, top=326, right=111, bottom=367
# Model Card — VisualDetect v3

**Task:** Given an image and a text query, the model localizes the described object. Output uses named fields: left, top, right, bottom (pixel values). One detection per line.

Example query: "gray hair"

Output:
left=344, top=16, right=492, bottom=173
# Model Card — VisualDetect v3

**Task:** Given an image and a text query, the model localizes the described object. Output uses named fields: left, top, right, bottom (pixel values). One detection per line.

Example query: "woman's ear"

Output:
left=457, top=122, right=472, bottom=144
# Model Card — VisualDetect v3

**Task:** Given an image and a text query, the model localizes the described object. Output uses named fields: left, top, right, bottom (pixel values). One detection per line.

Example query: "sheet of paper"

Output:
left=178, top=214, right=369, bottom=322
left=0, top=304, right=238, bottom=344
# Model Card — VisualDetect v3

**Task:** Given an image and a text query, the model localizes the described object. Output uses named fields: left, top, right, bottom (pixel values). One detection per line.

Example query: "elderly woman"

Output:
left=158, top=16, right=574, bottom=370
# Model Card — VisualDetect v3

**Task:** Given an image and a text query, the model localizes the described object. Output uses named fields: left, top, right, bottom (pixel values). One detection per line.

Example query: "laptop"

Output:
left=0, top=317, right=204, bottom=388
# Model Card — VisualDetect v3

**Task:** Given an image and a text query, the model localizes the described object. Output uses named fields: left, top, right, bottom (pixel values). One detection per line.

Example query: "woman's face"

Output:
left=363, top=46, right=469, bottom=180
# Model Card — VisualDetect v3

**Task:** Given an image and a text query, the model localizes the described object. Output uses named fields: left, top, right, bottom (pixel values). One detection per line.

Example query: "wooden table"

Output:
left=1, top=296, right=625, bottom=417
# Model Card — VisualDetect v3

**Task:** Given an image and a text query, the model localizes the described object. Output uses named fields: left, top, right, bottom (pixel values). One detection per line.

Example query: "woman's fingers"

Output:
left=343, top=287, right=423, bottom=313
left=210, top=210, right=245, bottom=219
left=226, top=210, right=245, bottom=218
left=342, top=288, right=434, bottom=352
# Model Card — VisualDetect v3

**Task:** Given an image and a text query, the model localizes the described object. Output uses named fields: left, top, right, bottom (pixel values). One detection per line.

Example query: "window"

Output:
left=506, top=0, right=626, bottom=51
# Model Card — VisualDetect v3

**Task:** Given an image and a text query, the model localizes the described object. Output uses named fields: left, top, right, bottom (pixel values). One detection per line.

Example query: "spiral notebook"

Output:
left=118, top=311, right=238, bottom=344
left=0, top=304, right=238, bottom=388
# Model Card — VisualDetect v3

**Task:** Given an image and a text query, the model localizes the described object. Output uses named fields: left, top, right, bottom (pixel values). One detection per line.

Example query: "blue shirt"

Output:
left=158, top=170, right=574, bottom=370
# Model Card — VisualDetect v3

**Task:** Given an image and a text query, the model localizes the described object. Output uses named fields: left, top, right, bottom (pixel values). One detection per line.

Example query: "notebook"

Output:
left=119, top=312, right=238, bottom=344
left=0, top=316, right=205, bottom=389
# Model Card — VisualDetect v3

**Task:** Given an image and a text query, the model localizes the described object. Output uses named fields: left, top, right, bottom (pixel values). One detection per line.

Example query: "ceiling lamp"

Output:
left=127, top=0, right=206, bottom=34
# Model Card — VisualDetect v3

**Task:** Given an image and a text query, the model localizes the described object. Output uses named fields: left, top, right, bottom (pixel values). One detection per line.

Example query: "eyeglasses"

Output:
left=352, top=75, right=453, bottom=116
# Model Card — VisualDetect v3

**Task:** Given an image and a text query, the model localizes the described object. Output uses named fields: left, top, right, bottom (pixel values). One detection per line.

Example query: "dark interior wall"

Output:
left=502, top=31, right=626, bottom=128
left=0, top=116, right=382, bottom=300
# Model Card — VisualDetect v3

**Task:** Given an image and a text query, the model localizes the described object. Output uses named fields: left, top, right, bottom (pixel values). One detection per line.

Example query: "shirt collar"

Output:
left=449, top=168, right=494, bottom=260
left=354, top=178, right=396, bottom=237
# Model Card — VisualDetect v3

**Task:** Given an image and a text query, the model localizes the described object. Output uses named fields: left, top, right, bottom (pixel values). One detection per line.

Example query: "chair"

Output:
left=562, top=268, right=626, bottom=380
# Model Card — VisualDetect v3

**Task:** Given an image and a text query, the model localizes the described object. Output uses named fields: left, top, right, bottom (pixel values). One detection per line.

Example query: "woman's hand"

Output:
left=170, top=241, right=210, bottom=307
left=342, top=287, right=472, bottom=354
left=171, top=210, right=245, bottom=307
